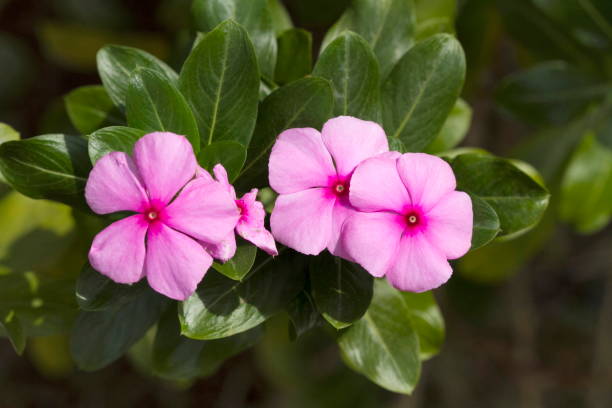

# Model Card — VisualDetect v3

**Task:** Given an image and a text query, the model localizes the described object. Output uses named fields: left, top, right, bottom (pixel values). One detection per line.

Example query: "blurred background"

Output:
left=1, top=0, right=611, bottom=407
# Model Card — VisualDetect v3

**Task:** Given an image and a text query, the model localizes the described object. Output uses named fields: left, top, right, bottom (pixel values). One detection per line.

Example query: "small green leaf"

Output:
left=322, top=0, right=416, bottom=78
left=309, top=253, right=373, bottom=329
left=179, top=20, right=260, bottom=147
left=268, top=0, right=293, bottom=34
left=275, top=28, right=312, bottom=85
left=88, top=126, right=146, bottom=164
left=470, top=195, right=501, bottom=251
left=414, top=0, right=456, bottom=40
left=452, top=154, right=550, bottom=239
left=425, top=98, right=472, bottom=153
left=64, top=85, right=124, bottom=135
left=383, top=34, right=466, bottom=152
left=70, top=290, right=167, bottom=371
left=338, top=279, right=421, bottom=395
left=192, top=0, right=277, bottom=78
left=1, top=311, right=26, bottom=355
left=76, top=263, right=148, bottom=311
left=212, top=241, right=258, bottom=281
left=560, top=132, right=612, bottom=233
left=126, top=69, right=200, bottom=152
left=97, top=45, right=178, bottom=109
left=0, top=134, right=91, bottom=208
left=197, top=141, right=247, bottom=182
left=314, top=31, right=381, bottom=121
left=236, top=76, right=334, bottom=190
left=179, top=251, right=305, bottom=340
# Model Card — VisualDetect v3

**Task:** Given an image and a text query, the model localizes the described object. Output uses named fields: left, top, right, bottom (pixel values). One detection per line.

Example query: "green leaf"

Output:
left=87, top=126, right=146, bottom=164
left=313, top=31, right=381, bottom=121
left=286, top=290, right=326, bottom=339
left=470, top=195, right=501, bottom=251
left=0, top=123, right=20, bottom=184
left=179, top=20, right=260, bottom=148
left=398, top=288, right=445, bottom=360
left=425, top=98, right=472, bottom=153
left=236, top=76, right=334, bottom=190
left=212, top=241, right=258, bottom=281
left=97, top=45, right=178, bottom=110
left=197, top=141, right=247, bottom=182
left=414, top=0, right=456, bottom=40
left=338, top=279, right=421, bottom=395
left=383, top=34, right=466, bottom=152
left=275, top=28, right=312, bottom=85
left=64, top=85, right=123, bottom=135
left=1, top=311, right=26, bottom=355
left=496, top=62, right=610, bottom=127
left=70, top=290, right=167, bottom=371
left=126, top=69, right=200, bottom=152
left=322, top=0, right=416, bottom=78
left=268, top=0, right=293, bottom=34
left=560, top=132, right=612, bottom=233
left=309, top=253, right=373, bottom=330
left=76, top=263, right=148, bottom=311
left=192, top=0, right=277, bottom=78
left=0, top=134, right=91, bottom=208
left=452, top=154, right=550, bottom=239
left=179, top=251, right=305, bottom=340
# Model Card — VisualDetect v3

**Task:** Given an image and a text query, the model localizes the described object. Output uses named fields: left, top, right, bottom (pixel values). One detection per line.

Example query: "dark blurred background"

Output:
left=1, top=0, right=611, bottom=407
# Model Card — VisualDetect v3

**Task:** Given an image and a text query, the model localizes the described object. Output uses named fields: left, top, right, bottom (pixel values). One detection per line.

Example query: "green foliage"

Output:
left=211, top=241, right=258, bottom=281
left=197, top=141, right=247, bottom=182
left=275, top=28, right=312, bottom=85
left=64, top=85, right=123, bottom=134
left=88, top=126, right=146, bottom=163
left=426, top=98, right=472, bottom=153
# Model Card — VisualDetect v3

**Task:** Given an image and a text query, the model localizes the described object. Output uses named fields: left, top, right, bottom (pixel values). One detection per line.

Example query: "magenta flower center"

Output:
left=236, top=199, right=248, bottom=220
left=331, top=181, right=349, bottom=197
left=146, top=211, right=158, bottom=221
left=406, top=213, right=419, bottom=226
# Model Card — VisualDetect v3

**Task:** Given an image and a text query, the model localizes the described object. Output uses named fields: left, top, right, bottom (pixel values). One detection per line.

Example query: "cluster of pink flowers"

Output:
left=86, top=117, right=473, bottom=300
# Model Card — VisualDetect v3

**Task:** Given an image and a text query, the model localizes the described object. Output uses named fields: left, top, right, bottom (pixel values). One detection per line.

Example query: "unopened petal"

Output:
left=236, top=191, right=277, bottom=255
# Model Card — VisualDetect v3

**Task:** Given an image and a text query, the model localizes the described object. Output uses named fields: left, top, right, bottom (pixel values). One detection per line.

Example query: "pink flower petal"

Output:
left=85, top=152, right=148, bottom=214
left=268, top=128, right=336, bottom=194
left=349, top=154, right=410, bottom=213
left=201, top=232, right=237, bottom=263
left=385, top=233, right=452, bottom=292
left=213, top=164, right=237, bottom=199
left=425, top=191, right=473, bottom=259
left=145, top=223, right=213, bottom=300
left=133, top=132, right=197, bottom=205
left=88, top=215, right=148, bottom=284
left=164, top=177, right=240, bottom=245
left=270, top=188, right=335, bottom=255
left=341, top=212, right=405, bottom=277
left=196, top=165, right=214, bottom=182
left=321, top=116, right=389, bottom=177
left=236, top=190, right=278, bottom=256
left=397, top=153, right=456, bottom=211
left=327, top=200, right=355, bottom=258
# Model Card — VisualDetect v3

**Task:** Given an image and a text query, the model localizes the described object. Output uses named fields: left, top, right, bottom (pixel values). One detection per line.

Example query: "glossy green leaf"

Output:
left=88, top=126, right=146, bottom=164
left=322, top=0, right=416, bottom=78
left=470, top=195, right=501, bottom=250
left=338, top=279, right=421, bottom=394
left=383, top=34, right=466, bottom=152
left=236, top=76, right=334, bottom=190
left=414, top=0, right=456, bottom=40
left=179, top=20, right=259, bottom=148
left=97, top=45, right=178, bottom=109
left=313, top=31, right=381, bottom=121
left=286, top=290, right=326, bottom=339
left=560, top=132, right=612, bottom=233
left=425, top=98, right=472, bottom=153
left=496, top=62, right=610, bottom=127
left=211, top=241, right=258, bottom=281
left=309, top=253, right=373, bottom=329
left=126, top=69, right=200, bottom=152
left=197, top=141, right=247, bottom=182
left=0, top=123, right=20, bottom=184
left=1, top=311, right=26, bottom=355
left=64, top=85, right=123, bottom=135
left=0, top=134, right=91, bottom=208
left=192, top=0, right=277, bottom=78
left=76, top=263, right=148, bottom=311
left=275, top=28, right=312, bottom=85
left=268, top=0, right=293, bottom=34
left=179, top=251, right=305, bottom=340
left=70, top=290, right=166, bottom=371
left=452, top=154, right=550, bottom=238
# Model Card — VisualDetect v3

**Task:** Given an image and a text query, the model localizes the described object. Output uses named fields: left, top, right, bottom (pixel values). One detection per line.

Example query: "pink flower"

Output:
left=198, top=164, right=278, bottom=262
left=341, top=153, right=473, bottom=292
left=268, top=116, right=389, bottom=255
left=85, top=132, right=240, bottom=300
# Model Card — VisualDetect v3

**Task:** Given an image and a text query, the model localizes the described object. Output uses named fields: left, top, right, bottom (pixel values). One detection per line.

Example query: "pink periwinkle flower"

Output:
left=341, top=153, right=473, bottom=292
left=197, top=164, right=278, bottom=262
left=85, top=132, right=240, bottom=300
left=268, top=116, right=389, bottom=255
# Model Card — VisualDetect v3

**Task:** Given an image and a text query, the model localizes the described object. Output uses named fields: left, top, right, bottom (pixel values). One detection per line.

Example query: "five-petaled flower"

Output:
left=268, top=116, right=389, bottom=255
left=85, top=132, right=239, bottom=300
left=341, top=153, right=473, bottom=292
